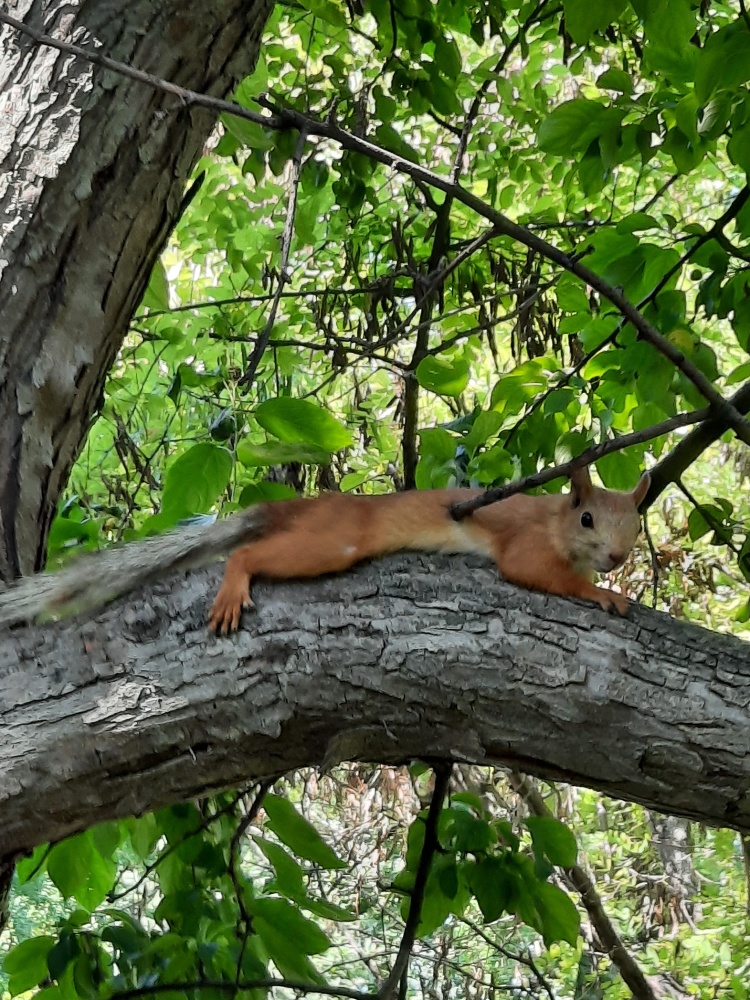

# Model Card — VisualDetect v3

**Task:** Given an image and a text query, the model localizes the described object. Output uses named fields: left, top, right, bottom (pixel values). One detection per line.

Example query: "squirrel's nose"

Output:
left=609, top=552, right=624, bottom=568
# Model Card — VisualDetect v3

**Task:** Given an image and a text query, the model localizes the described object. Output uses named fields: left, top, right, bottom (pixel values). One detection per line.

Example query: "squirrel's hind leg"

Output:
left=209, top=521, right=366, bottom=635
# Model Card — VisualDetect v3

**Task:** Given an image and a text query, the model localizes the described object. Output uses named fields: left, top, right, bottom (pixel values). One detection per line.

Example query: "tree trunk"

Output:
left=0, top=0, right=273, bottom=579
left=2, top=553, right=749, bottom=858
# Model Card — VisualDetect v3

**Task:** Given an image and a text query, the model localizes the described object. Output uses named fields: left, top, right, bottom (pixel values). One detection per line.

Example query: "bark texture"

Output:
left=0, top=0, right=273, bottom=578
left=2, top=553, right=749, bottom=858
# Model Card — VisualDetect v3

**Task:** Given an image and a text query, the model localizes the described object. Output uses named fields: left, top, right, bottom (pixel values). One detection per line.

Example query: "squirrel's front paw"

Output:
left=599, top=590, right=629, bottom=616
left=209, top=583, right=254, bottom=635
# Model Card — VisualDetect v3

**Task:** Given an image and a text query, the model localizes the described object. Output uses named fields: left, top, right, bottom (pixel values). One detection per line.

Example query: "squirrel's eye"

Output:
left=581, top=511, right=594, bottom=528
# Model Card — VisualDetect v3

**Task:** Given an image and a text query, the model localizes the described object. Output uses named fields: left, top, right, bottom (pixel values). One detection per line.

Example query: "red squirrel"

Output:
left=0, top=465, right=648, bottom=632
left=209, top=465, right=650, bottom=634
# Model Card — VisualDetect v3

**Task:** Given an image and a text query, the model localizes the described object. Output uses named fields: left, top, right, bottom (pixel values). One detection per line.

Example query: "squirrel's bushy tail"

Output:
left=0, top=506, right=267, bottom=628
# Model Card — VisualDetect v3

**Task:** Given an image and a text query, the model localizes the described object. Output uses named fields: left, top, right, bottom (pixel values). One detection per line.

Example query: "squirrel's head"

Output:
left=565, top=465, right=650, bottom=575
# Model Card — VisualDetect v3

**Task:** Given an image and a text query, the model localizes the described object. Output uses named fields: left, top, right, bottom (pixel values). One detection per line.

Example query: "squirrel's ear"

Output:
left=631, top=472, right=650, bottom=508
left=569, top=464, right=592, bottom=507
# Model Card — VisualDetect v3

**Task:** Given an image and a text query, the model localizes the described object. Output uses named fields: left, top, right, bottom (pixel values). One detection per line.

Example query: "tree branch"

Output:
left=508, top=773, right=658, bottom=1000
left=2, top=553, right=750, bottom=862
left=646, top=380, right=750, bottom=505
left=378, top=765, right=452, bottom=999
left=450, top=407, right=708, bottom=521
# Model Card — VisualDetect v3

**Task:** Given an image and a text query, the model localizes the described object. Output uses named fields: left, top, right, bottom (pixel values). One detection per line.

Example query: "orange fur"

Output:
left=209, top=467, right=650, bottom=634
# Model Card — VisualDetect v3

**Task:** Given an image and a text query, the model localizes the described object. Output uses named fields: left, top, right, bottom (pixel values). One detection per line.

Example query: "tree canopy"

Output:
left=2, top=0, right=750, bottom=998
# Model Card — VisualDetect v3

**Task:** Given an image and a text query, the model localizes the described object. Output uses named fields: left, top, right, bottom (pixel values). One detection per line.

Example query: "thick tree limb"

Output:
left=646, top=380, right=750, bottom=505
left=2, top=553, right=749, bottom=860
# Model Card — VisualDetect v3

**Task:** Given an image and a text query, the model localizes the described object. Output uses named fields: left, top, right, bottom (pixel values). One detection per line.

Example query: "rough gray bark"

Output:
left=0, top=0, right=273, bottom=579
left=2, top=552, right=749, bottom=858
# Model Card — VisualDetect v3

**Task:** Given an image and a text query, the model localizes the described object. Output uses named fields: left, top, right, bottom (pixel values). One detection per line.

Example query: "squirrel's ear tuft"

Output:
left=632, top=472, right=650, bottom=508
left=569, top=464, right=592, bottom=508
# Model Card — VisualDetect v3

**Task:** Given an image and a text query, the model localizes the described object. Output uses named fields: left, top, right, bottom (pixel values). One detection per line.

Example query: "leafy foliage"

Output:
left=6, top=0, right=750, bottom=996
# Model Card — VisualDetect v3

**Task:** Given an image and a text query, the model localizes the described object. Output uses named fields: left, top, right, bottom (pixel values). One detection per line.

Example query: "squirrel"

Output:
left=208, top=464, right=649, bottom=633
left=0, top=464, right=649, bottom=634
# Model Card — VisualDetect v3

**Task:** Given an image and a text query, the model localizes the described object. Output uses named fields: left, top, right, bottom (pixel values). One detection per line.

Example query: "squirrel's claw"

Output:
left=599, top=591, right=629, bottom=616
left=209, top=581, right=253, bottom=635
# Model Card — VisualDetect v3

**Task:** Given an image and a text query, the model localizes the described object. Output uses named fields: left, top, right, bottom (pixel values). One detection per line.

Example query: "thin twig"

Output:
left=639, top=184, right=750, bottom=309
left=238, top=128, right=308, bottom=390
left=106, top=980, right=375, bottom=1000
left=646, top=379, right=750, bottom=505
left=459, top=918, right=555, bottom=1000
left=139, top=280, right=419, bottom=318
left=377, top=765, right=453, bottom=1000
left=451, top=407, right=709, bottom=520
left=229, top=779, right=274, bottom=926
left=642, top=514, right=660, bottom=609
left=508, top=772, right=659, bottom=1000
left=675, top=478, right=741, bottom=556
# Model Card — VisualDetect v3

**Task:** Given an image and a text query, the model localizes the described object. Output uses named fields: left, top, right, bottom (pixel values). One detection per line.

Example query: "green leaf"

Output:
left=415, top=356, right=470, bottom=397
left=255, top=398, right=353, bottom=451
left=641, top=0, right=697, bottom=82
left=563, top=0, right=627, bottom=44
left=255, top=838, right=306, bottom=898
left=435, top=35, right=462, bottom=80
left=46, top=931, right=80, bottom=980
left=142, top=259, right=170, bottom=311
left=463, top=410, right=503, bottom=456
left=688, top=507, right=712, bottom=541
left=445, top=809, right=494, bottom=853
left=728, top=124, right=750, bottom=175
left=237, top=440, right=331, bottom=467
left=696, top=23, right=750, bottom=102
left=674, top=91, right=699, bottom=143
left=339, top=470, right=370, bottom=491
left=662, top=128, right=704, bottom=174
left=263, top=794, right=346, bottom=869
left=161, top=444, right=232, bottom=523
left=404, top=854, right=469, bottom=936
left=525, top=817, right=578, bottom=868
left=467, top=857, right=512, bottom=923
left=538, top=100, right=623, bottom=156
left=596, top=68, right=633, bottom=94
left=4, top=936, right=56, bottom=996
left=596, top=451, right=644, bottom=491
left=16, top=844, right=49, bottom=883
left=251, top=899, right=330, bottom=982
left=615, top=212, right=659, bottom=234
left=533, top=881, right=581, bottom=947
left=47, top=830, right=117, bottom=910
left=298, top=0, right=347, bottom=28
left=238, top=481, right=298, bottom=505
left=221, top=115, right=275, bottom=151
left=419, top=427, right=459, bottom=461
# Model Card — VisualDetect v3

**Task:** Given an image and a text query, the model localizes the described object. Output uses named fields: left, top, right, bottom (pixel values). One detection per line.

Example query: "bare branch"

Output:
left=508, top=772, right=659, bottom=1000
left=378, top=765, right=453, bottom=999
left=646, top=380, right=750, bottom=505
left=238, top=127, right=308, bottom=390
left=451, top=408, right=709, bottom=521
